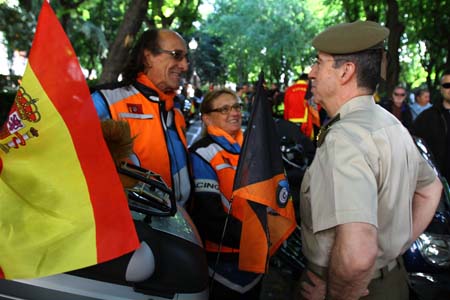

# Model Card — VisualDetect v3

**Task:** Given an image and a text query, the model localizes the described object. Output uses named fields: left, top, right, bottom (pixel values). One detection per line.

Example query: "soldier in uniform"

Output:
left=295, top=21, right=443, bottom=300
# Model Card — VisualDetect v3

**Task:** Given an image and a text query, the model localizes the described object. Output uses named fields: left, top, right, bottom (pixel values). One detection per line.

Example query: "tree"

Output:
left=1, top=0, right=447, bottom=95
left=51, top=0, right=116, bottom=80
left=0, top=0, right=201, bottom=84
left=403, top=0, right=450, bottom=101
left=99, top=0, right=149, bottom=83
left=202, top=0, right=319, bottom=86
left=99, top=0, right=201, bottom=83
left=324, top=0, right=449, bottom=100
left=0, top=2, right=36, bottom=73
left=188, top=32, right=227, bottom=85
left=385, top=0, right=404, bottom=96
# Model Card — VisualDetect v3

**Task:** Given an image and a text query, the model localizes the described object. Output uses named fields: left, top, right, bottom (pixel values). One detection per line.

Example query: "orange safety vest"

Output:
left=191, top=126, right=245, bottom=253
left=96, top=73, right=190, bottom=204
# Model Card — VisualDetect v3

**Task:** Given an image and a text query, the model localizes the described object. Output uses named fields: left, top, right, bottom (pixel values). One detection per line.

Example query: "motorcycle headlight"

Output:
left=417, top=233, right=450, bottom=268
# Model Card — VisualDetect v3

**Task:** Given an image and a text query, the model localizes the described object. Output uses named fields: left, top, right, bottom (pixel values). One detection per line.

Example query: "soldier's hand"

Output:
left=294, top=270, right=326, bottom=300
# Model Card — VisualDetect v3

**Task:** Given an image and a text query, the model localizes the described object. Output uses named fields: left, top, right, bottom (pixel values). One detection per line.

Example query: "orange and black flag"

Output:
left=0, top=0, right=139, bottom=279
left=232, top=72, right=296, bottom=274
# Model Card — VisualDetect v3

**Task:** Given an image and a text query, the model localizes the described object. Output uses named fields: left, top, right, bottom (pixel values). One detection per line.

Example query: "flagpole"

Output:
left=209, top=195, right=235, bottom=294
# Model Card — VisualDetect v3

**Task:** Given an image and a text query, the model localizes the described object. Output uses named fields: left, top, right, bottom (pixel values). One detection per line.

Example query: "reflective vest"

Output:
left=190, top=125, right=244, bottom=254
left=284, top=80, right=315, bottom=139
left=91, top=73, right=191, bottom=206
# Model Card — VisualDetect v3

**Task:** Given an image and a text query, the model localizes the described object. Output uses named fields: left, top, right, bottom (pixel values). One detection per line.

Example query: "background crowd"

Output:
left=182, top=67, right=450, bottom=190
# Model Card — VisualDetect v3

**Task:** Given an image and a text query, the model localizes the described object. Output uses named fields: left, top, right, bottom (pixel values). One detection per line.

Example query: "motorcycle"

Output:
left=403, top=137, right=450, bottom=300
left=0, top=162, right=209, bottom=300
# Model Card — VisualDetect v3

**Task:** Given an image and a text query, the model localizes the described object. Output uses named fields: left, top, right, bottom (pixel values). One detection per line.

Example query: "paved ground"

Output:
left=260, top=264, right=297, bottom=300
left=259, top=265, right=450, bottom=300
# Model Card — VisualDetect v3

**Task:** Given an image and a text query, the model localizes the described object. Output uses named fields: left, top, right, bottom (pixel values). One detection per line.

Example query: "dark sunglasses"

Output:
left=442, top=83, right=450, bottom=89
left=394, top=92, right=406, bottom=96
left=208, top=103, right=243, bottom=115
left=157, top=49, right=189, bottom=62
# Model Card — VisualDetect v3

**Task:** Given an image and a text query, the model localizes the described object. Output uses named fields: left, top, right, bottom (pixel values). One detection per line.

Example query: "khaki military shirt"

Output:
left=300, top=95, right=436, bottom=270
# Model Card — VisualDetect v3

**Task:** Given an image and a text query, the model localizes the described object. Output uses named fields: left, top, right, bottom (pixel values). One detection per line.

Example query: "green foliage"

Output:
left=202, top=0, right=320, bottom=86
left=0, top=0, right=448, bottom=98
left=0, top=2, right=36, bottom=61
left=189, top=33, right=227, bottom=84
left=51, top=0, right=128, bottom=79
left=323, top=0, right=449, bottom=100
left=148, top=0, right=201, bottom=33
left=401, top=0, right=450, bottom=100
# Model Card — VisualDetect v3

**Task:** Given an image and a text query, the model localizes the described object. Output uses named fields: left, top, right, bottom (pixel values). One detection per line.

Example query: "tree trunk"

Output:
left=385, top=0, right=404, bottom=96
left=99, top=0, right=149, bottom=84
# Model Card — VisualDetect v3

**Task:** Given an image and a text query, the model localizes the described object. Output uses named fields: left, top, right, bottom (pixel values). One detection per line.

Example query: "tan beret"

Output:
left=312, top=20, right=389, bottom=54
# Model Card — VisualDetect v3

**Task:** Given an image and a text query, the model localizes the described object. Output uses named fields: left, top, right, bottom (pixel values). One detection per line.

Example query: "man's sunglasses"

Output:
left=156, top=49, right=189, bottom=62
left=208, top=103, right=243, bottom=115
left=442, top=82, right=450, bottom=89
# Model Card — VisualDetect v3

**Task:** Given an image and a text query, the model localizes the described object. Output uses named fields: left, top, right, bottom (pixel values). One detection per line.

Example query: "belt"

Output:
left=371, top=258, right=400, bottom=279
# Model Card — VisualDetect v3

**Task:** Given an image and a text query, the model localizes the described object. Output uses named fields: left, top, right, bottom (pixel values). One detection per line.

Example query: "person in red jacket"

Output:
left=284, top=74, right=320, bottom=140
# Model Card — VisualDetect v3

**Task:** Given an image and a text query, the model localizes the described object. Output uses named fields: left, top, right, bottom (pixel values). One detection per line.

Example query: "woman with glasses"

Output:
left=380, top=86, right=413, bottom=131
left=90, top=28, right=192, bottom=207
left=189, top=88, right=263, bottom=299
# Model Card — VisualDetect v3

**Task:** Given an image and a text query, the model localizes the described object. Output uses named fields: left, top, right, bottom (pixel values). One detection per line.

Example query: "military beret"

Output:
left=312, top=20, right=389, bottom=54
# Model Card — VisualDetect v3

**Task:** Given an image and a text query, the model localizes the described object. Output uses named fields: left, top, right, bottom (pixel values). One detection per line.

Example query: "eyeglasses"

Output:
left=394, top=92, right=406, bottom=96
left=442, top=83, right=450, bottom=89
left=208, top=103, right=243, bottom=115
left=156, top=49, right=189, bottom=62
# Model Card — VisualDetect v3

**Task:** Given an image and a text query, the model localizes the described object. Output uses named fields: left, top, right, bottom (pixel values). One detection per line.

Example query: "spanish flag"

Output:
left=0, top=1, right=139, bottom=279
left=232, top=72, right=296, bottom=273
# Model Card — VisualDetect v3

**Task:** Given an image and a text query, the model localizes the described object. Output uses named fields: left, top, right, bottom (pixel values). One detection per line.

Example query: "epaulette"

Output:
left=316, top=113, right=340, bottom=147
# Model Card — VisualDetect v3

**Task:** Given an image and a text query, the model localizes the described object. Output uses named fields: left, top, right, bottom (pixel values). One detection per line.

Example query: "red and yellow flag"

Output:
left=232, top=72, right=296, bottom=274
left=0, top=1, right=139, bottom=279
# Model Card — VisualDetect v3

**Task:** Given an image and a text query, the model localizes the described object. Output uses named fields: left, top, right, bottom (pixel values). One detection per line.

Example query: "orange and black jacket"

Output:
left=91, top=73, right=192, bottom=206
left=189, top=126, right=245, bottom=253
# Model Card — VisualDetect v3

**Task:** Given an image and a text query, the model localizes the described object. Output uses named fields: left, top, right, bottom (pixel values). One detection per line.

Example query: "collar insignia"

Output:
left=316, top=113, right=340, bottom=147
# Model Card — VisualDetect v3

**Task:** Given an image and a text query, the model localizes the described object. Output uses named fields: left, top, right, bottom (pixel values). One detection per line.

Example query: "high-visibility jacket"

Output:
left=284, top=80, right=315, bottom=139
left=91, top=73, right=191, bottom=206
left=189, top=125, right=262, bottom=293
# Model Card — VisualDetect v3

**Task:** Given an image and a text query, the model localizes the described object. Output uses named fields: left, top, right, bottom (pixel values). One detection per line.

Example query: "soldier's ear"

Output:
left=340, top=62, right=355, bottom=84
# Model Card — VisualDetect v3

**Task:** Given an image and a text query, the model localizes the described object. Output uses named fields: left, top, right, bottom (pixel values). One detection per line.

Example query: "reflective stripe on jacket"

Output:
left=189, top=125, right=244, bottom=252
left=284, top=80, right=315, bottom=139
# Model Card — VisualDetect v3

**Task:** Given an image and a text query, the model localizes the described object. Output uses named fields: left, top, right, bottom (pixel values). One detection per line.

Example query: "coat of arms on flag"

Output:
left=0, top=0, right=139, bottom=279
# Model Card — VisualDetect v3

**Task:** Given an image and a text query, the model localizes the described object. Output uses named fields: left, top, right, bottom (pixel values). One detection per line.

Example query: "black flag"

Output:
left=232, top=72, right=296, bottom=273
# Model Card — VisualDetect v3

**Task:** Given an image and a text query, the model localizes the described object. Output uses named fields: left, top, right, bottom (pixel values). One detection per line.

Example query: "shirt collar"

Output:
left=336, top=95, right=375, bottom=118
